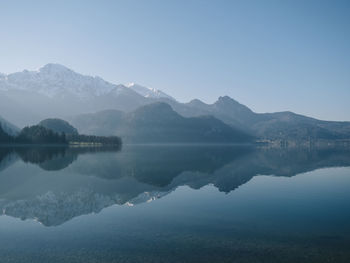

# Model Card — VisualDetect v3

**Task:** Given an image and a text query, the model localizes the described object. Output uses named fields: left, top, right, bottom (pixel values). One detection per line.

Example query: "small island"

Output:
left=0, top=118, right=122, bottom=146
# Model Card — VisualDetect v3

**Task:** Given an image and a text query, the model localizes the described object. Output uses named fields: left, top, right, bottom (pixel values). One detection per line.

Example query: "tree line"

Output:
left=0, top=125, right=121, bottom=146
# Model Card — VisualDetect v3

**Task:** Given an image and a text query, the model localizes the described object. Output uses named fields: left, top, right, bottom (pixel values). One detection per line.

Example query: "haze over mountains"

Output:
left=72, top=102, right=252, bottom=143
left=1, top=63, right=350, bottom=143
left=0, top=116, right=19, bottom=136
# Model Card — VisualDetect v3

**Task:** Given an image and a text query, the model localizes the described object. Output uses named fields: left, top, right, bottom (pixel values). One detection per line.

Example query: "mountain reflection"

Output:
left=0, top=145, right=350, bottom=226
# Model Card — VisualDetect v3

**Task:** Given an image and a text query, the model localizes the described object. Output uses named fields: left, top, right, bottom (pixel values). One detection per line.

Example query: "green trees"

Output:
left=38, top=118, right=122, bottom=145
left=16, top=125, right=67, bottom=144
left=1, top=124, right=67, bottom=144
left=0, top=120, right=122, bottom=146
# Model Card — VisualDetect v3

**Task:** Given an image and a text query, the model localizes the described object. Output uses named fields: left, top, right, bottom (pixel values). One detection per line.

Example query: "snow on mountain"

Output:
left=0, top=64, right=153, bottom=126
left=0, top=64, right=174, bottom=102
left=0, top=63, right=120, bottom=99
left=126, top=82, right=175, bottom=101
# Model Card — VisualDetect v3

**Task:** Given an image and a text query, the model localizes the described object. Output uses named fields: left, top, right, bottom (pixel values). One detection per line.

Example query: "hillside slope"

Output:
left=72, top=103, right=253, bottom=143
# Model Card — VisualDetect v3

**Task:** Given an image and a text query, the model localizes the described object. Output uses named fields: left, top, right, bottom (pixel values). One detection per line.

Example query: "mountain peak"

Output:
left=1, top=63, right=119, bottom=100
left=187, top=99, right=207, bottom=108
left=126, top=83, right=175, bottom=101
left=39, top=63, right=73, bottom=74
left=214, top=96, right=254, bottom=119
left=217, top=95, right=238, bottom=103
left=215, top=96, right=247, bottom=107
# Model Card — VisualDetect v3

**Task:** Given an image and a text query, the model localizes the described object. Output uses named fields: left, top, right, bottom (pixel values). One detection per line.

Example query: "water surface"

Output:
left=0, top=145, right=349, bottom=262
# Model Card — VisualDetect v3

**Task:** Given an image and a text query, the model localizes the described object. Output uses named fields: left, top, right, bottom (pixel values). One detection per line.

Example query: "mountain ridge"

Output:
left=1, top=64, right=350, bottom=142
left=72, top=102, right=253, bottom=143
left=126, top=82, right=175, bottom=101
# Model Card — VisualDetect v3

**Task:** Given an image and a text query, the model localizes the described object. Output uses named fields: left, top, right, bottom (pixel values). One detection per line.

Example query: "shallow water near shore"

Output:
left=0, top=145, right=350, bottom=263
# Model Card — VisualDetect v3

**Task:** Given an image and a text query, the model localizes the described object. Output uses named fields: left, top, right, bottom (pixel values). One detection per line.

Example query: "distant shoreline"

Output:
left=1, top=139, right=349, bottom=148
left=0, top=143, right=121, bottom=148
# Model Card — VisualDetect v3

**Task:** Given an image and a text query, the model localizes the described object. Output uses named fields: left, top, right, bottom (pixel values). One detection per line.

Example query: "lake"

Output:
left=0, top=145, right=350, bottom=263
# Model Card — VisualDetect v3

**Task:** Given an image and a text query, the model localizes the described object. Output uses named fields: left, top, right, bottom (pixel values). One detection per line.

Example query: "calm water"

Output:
left=0, top=145, right=350, bottom=263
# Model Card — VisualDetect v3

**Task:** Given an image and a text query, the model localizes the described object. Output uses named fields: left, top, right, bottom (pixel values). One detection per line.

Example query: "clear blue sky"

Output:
left=0, top=0, right=349, bottom=121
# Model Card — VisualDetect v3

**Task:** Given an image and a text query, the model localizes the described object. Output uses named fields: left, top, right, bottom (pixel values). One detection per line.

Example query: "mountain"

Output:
left=39, top=118, right=78, bottom=135
left=0, top=64, right=149, bottom=127
left=165, top=96, right=350, bottom=141
left=1, top=63, right=350, bottom=142
left=249, top=112, right=350, bottom=141
left=71, top=102, right=253, bottom=143
left=1, top=63, right=129, bottom=99
left=72, top=95, right=350, bottom=142
left=170, top=96, right=258, bottom=128
left=126, top=83, right=175, bottom=100
left=0, top=116, right=19, bottom=136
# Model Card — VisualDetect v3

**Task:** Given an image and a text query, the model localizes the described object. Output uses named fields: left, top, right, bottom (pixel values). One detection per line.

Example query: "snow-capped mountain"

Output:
left=0, top=64, right=151, bottom=126
left=2, top=63, right=350, bottom=142
left=0, top=63, right=119, bottom=99
left=0, top=64, right=174, bottom=101
left=126, top=82, right=175, bottom=100
left=0, top=63, right=182, bottom=127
